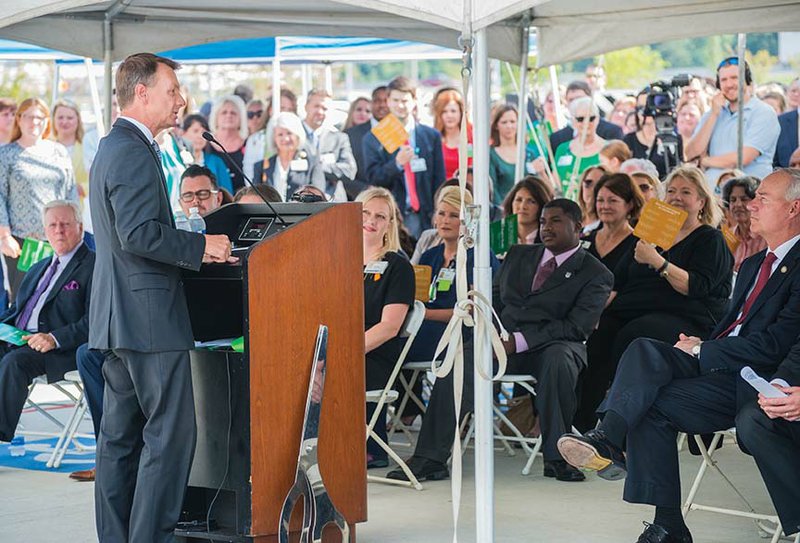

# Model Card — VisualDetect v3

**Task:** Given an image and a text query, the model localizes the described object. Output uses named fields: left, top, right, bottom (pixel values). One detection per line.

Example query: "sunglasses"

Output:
left=179, top=189, right=219, bottom=202
left=247, top=110, right=263, bottom=120
left=717, top=57, right=739, bottom=70
left=574, top=115, right=597, bottom=123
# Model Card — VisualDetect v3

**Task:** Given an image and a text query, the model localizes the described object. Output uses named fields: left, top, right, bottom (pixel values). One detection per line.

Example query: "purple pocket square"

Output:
left=63, top=280, right=80, bottom=291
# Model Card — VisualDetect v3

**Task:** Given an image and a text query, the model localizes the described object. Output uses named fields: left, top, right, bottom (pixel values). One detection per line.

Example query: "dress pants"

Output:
left=75, top=343, right=105, bottom=438
left=575, top=310, right=709, bottom=432
left=598, top=338, right=738, bottom=508
left=415, top=340, right=583, bottom=463
left=366, top=354, right=394, bottom=461
left=736, top=402, right=800, bottom=535
left=95, top=349, right=196, bottom=543
left=0, top=346, right=46, bottom=441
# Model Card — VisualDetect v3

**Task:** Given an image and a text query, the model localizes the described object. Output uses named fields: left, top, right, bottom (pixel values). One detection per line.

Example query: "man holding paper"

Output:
left=0, top=200, right=93, bottom=443
left=559, top=168, right=800, bottom=543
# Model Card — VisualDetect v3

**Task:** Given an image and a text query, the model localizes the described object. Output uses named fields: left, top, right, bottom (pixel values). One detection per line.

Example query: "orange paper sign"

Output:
left=371, top=113, right=408, bottom=154
left=412, top=265, right=432, bottom=302
left=721, top=224, right=742, bottom=254
left=633, top=199, right=688, bottom=250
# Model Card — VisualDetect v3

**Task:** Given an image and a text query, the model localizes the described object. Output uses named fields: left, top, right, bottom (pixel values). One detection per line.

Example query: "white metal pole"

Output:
left=345, top=63, right=354, bottom=97
left=549, top=64, right=563, bottom=129
left=102, top=17, right=113, bottom=135
left=472, top=27, right=494, bottom=543
left=324, top=62, right=333, bottom=96
left=51, top=62, right=60, bottom=108
left=736, top=33, right=746, bottom=170
left=514, top=24, right=531, bottom=182
left=85, top=58, right=104, bottom=134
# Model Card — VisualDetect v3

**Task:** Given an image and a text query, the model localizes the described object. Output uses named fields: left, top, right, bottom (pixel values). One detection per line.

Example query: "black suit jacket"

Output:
left=549, top=119, right=624, bottom=153
left=2, top=243, right=94, bottom=381
left=700, top=242, right=800, bottom=386
left=343, top=121, right=372, bottom=199
left=253, top=151, right=326, bottom=200
left=492, top=244, right=613, bottom=363
left=362, top=122, right=446, bottom=226
left=89, top=118, right=206, bottom=352
left=774, top=110, right=798, bottom=168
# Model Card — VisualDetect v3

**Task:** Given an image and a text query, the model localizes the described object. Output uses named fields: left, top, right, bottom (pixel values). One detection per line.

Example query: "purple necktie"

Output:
left=532, top=257, right=557, bottom=292
left=16, top=257, right=60, bottom=331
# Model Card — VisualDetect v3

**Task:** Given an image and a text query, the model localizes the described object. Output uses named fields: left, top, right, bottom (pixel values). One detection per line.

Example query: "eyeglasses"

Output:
left=717, top=57, right=739, bottom=70
left=638, top=184, right=652, bottom=192
left=291, top=192, right=326, bottom=203
left=247, top=110, right=263, bottom=120
left=179, top=189, right=219, bottom=202
left=574, top=116, right=597, bottom=123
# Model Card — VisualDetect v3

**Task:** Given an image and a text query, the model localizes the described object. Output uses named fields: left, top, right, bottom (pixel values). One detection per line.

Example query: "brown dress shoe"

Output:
left=69, top=467, right=96, bottom=482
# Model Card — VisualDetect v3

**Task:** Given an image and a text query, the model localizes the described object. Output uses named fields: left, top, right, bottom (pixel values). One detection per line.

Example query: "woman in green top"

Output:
left=489, top=105, right=533, bottom=206
left=554, top=96, right=605, bottom=200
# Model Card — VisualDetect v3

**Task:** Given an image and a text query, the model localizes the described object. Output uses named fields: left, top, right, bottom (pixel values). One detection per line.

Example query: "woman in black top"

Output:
left=623, top=89, right=683, bottom=179
left=358, top=186, right=415, bottom=468
left=581, top=173, right=643, bottom=274
left=575, top=166, right=733, bottom=431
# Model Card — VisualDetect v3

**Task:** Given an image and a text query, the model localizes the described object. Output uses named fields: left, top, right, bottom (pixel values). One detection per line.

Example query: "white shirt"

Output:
left=27, top=242, right=84, bottom=334
left=118, top=115, right=155, bottom=144
left=275, top=159, right=289, bottom=202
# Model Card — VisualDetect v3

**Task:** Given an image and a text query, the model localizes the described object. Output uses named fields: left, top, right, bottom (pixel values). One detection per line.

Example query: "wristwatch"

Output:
left=657, top=259, right=670, bottom=278
left=691, top=342, right=702, bottom=357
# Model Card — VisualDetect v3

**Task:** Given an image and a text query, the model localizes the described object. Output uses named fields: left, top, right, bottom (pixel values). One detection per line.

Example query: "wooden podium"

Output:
left=178, top=203, right=366, bottom=542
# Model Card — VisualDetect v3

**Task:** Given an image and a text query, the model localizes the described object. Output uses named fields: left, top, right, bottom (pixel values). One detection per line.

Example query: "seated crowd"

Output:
left=0, top=57, right=799, bottom=543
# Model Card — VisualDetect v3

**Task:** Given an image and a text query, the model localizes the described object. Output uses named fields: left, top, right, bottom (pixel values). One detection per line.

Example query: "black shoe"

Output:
left=386, top=456, right=449, bottom=482
left=543, top=460, right=585, bottom=482
left=366, top=456, right=389, bottom=469
left=557, top=429, right=627, bottom=481
left=636, top=522, right=693, bottom=543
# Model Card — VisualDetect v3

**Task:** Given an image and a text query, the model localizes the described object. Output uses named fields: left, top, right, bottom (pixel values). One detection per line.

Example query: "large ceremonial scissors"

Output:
left=278, top=325, right=350, bottom=543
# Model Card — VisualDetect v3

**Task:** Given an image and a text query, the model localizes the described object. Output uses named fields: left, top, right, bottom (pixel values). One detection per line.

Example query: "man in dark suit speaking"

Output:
left=89, top=53, right=233, bottom=542
left=559, top=168, right=800, bottom=543
left=388, top=199, right=613, bottom=483
left=0, top=200, right=93, bottom=442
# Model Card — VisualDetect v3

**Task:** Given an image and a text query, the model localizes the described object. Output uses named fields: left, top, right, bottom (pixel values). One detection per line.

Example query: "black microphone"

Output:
left=202, top=131, right=289, bottom=227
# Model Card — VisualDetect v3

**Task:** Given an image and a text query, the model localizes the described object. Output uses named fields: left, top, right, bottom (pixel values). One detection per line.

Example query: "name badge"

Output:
left=321, top=152, right=336, bottom=165
left=180, top=149, right=194, bottom=165
left=557, top=154, right=574, bottom=167
left=290, top=158, right=309, bottom=172
left=364, top=261, right=389, bottom=275
left=437, top=267, right=456, bottom=292
left=410, top=157, right=428, bottom=173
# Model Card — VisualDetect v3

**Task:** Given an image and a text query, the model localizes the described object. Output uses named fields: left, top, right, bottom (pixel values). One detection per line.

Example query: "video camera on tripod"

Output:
left=641, top=74, right=694, bottom=175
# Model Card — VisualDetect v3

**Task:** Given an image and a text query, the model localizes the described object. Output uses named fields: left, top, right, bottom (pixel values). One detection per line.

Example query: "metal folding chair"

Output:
left=46, top=370, right=94, bottom=468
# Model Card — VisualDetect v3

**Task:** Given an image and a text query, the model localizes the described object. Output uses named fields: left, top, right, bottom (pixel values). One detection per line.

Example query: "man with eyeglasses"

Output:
left=178, top=164, right=224, bottom=218
left=685, top=57, right=779, bottom=187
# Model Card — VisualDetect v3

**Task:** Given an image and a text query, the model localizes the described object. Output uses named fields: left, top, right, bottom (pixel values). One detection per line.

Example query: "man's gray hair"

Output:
left=780, top=168, right=800, bottom=201
left=42, top=200, right=82, bottom=225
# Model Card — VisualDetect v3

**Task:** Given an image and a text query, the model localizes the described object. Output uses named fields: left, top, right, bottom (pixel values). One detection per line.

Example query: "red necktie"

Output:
left=532, top=257, right=557, bottom=292
left=402, top=140, right=420, bottom=212
left=717, top=252, right=777, bottom=338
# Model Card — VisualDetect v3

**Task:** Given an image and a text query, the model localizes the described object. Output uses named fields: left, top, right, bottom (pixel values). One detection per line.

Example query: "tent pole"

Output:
left=549, top=65, right=564, bottom=130
left=736, top=33, right=746, bottom=170
left=102, top=17, right=113, bottom=134
left=85, top=58, right=103, bottom=134
left=514, top=21, right=531, bottom=182
left=324, top=62, right=333, bottom=96
left=272, top=55, right=281, bottom=119
left=472, top=26, right=495, bottom=543
left=51, top=62, right=60, bottom=107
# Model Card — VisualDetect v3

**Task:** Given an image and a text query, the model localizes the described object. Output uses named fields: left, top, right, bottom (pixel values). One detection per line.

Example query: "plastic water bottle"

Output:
left=188, top=207, right=206, bottom=234
left=175, top=211, right=191, bottom=231
left=8, top=435, right=25, bottom=457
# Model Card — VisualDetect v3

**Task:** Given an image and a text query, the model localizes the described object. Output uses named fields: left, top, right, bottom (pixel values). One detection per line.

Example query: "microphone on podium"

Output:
left=202, top=131, right=289, bottom=227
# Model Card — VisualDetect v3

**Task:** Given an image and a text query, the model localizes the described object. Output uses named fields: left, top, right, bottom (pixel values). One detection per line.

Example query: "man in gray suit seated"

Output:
left=89, top=52, right=233, bottom=542
left=388, top=198, right=613, bottom=483
left=302, top=89, right=357, bottom=199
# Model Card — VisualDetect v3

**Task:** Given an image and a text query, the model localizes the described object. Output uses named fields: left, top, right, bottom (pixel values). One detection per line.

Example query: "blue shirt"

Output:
left=407, top=245, right=500, bottom=362
left=202, top=151, right=233, bottom=194
left=694, top=96, right=779, bottom=186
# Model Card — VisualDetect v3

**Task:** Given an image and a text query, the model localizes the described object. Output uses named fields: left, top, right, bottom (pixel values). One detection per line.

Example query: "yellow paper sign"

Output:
left=371, top=113, right=408, bottom=154
left=412, top=265, right=433, bottom=302
left=721, top=224, right=742, bottom=254
left=633, top=199, right=688, bottom=250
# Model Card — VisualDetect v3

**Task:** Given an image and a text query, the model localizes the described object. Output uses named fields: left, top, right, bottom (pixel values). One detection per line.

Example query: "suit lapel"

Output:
left=536, top=249, right=585, bottom=294
left=43, top=245, right=87, bottom=306
left=742, top=242, right=800, bottom=327
left=728, top=251, right=763, bottom=317
left=519, top=246, right=544, bottom=295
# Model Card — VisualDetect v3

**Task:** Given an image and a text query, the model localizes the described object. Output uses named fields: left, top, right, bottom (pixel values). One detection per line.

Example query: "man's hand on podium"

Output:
left=203, top=234, right=238, bottom=264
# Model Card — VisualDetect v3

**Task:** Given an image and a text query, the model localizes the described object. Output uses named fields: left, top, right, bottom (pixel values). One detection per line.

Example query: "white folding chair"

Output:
left=366, top=300, right=426, bottom=490
left=682, top=428, right=797, bottom=543
left=19, top=375, right=81, bottom=438
left=46, top=370, right=94, bottom=468
left=387, top=359, right=434, bottom=446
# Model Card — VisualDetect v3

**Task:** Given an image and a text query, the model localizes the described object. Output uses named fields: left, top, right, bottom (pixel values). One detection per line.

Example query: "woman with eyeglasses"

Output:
left=721, top=176, right=766, bottom=273
left=0, top=98, right=77, bottom=296
left=182, top=114, right=233, bottom=194
left=577, top=165, right=608, bottom=233
left=502, top=176, right=554, bottom=245
left=553, top=97, right=604, bottom=199
left=623, top=89, right=683, bottom=180
left=580, top=173, right=642, bottom=275
left=209, top=95, right=249, bottom=192
left=358, top=186, right=415, bottom=469
left=253, top=112, right=325, bottom=201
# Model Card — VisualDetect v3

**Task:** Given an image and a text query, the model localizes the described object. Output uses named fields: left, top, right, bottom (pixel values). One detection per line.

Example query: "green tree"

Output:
left=747, top=50, right=779, bottom=84
left=603, top=46, right=668, bottom=89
